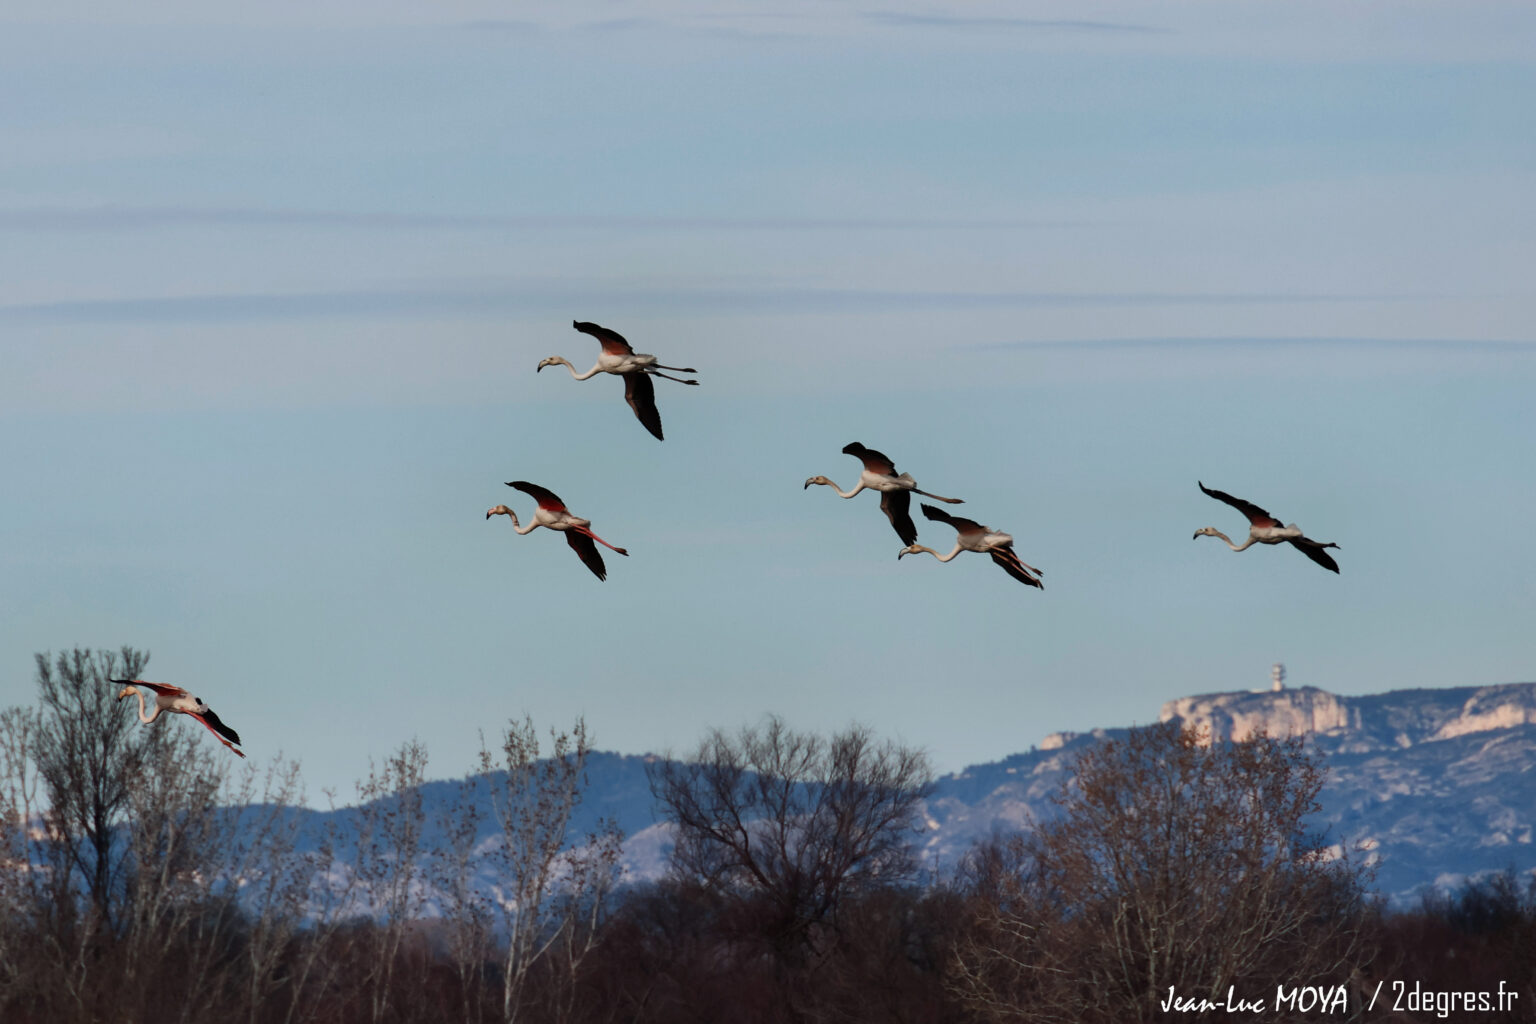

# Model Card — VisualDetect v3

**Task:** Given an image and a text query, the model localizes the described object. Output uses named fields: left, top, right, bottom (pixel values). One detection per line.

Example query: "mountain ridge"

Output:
left=250, top=680, right=1536, bottom=911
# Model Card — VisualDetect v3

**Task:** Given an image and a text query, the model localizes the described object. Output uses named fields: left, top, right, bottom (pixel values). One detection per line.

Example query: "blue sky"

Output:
left=3, top=1, right=1533, bottom=803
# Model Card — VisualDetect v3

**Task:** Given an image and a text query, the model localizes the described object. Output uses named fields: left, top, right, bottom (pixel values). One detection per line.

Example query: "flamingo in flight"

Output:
left=803, top=442, right=964, bottom=546
left=898, top=504, right=1043, bottom=589
left=537, top=320, right=698, bottom=441
left=1193, top=481, right=1341, bottom=573
left=487, top=481, right=629, bottom=581
left=112, top=679, right=245, bottom=757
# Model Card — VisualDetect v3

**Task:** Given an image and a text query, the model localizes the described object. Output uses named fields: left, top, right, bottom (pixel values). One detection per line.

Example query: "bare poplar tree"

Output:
left=115, top=717, right=235, bottom=1024
left=436, top=775, right=493, bottom=1024
left=273, top=789, right=370, bottom=1024
left=0, top=705, right=45, bottom=1008
left=477, top=715, right=621, bottom=1024
left=218, top=757, right=315, bottom=1024
left=351, top=739, right=431, bottom=1024
left=32, top=646, right=151, bottom=931
left=653, top=716, right=933, bottom=964
left=543, top=814, right=624, bottom=1024
left=952, top=722, right=1373, bottom=1023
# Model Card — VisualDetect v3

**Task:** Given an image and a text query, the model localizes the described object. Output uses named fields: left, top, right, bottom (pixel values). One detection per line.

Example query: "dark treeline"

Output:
left=2, top=648, right=1533, bottom=1023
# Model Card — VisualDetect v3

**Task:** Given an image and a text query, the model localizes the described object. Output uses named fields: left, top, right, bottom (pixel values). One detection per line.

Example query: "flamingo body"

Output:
left=898, top=504, right=1043, bottom=589
left=112, top=679, right=245, bottom=757
left=536, top=321, right=698, bottom=441
left=1193, top=481, right=1341, bottom=573
left=803, top=442, right=963, bottom=546
left=487, top=481, right=629, bottom=581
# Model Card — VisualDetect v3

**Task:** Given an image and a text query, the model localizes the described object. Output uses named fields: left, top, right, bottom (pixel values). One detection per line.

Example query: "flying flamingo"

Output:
left=536, top=320, right=698, bottom=440
left=1192, top=481, right=1341, bottom=573
left=898, top=504, right=1043, bottom=589
left=487, top=481, right=629, bottom=581
left=112, top=679, right=245, bottom=757
left=803, top=442, right=964, bottom=546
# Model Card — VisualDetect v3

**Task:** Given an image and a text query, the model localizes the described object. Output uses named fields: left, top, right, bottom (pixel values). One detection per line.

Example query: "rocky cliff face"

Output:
left=1159, top=682, right=1536, bottom=752
left=920, top=682, right=1536, bottom=904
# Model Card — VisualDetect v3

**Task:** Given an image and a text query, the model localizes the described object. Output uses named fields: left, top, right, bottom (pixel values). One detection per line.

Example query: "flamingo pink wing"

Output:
left=842, top=442, right=896, bottom=475
left=990, top=548, right=1044, bottom=589
left=920, top=504, right=984, bottom=535
left=572, top=320, right=634, bottom=356
left=1198, top=482, right=1281, bottom=529
left=565, top=531, right=609, bottom=581
left=111, top=678, right=189, bottom=698
left=188, top=711, right=246, bottom=757
left=507, top=481, right=567, bottom=511
left=623, top=371, right=665, bottom=441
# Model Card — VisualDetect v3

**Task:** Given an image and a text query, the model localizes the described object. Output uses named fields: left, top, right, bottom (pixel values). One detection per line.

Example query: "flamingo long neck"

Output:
left=512, top=517, right=540, bottom=535
left=131, top=689, right=161, bottom=724
left=823, top=479, right=865, bottom=499
left=908, top=542, right=964, bottom=563
left=1205, top=529, right=1253, bottom=552
left=540, top=357, right=602, bottom=381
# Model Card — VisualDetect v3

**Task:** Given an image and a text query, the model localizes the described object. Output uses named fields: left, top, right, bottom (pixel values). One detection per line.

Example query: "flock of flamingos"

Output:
left=109, top=319, right=1342, bottom=761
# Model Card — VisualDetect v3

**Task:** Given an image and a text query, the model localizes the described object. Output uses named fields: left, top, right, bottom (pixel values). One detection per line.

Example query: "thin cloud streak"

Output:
left=980, top=337, right=1536, bottom=354
left=0, top=206, right=1080, bottom=234
left=455, top=19, right=543, bottom=33
left=0, top=287, right=1391, bottom=326
left=863, top=12, right=1162, bottom=34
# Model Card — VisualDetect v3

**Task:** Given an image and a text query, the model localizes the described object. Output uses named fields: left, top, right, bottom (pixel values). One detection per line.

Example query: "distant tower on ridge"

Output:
left=1272, top=662, right=1286, bottom=692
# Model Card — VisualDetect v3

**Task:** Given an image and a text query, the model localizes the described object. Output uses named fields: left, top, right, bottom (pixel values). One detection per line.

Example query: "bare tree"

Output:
left=0, top=705, right=45, bottom=1008
left=477, top=715, right=622, bottom=1024
left=435, top=773, right=493, bottom=1024
left=543, top=814, right=624, bottom=1024
left=32, top=646, right=151, bottom=930
left=219, top=757, right=316, bottom=1024
left=653, top=716, right=934, bottom=964
left=350, top=739, right=431, bottom=1024
left=271, top=785, right=372, bottom=1024
left=952, top=722, right=1374, bottom=1024
left=0, top=647, right=266, bottom=1024
left=115, top=715, right=236, bottom=1024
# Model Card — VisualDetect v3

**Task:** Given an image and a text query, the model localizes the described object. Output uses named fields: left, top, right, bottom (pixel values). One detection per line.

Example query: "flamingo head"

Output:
left=535, top=356, right=568, bottom=373
left=804, top=475, right=831, bottom=490
left=897, top=544, right=923, bottom=560
left=486, top=505, right=517, bottom=522
left=1192, top=527, right=1222, bottom=541
left=115, top=685, right=138, bottom=701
